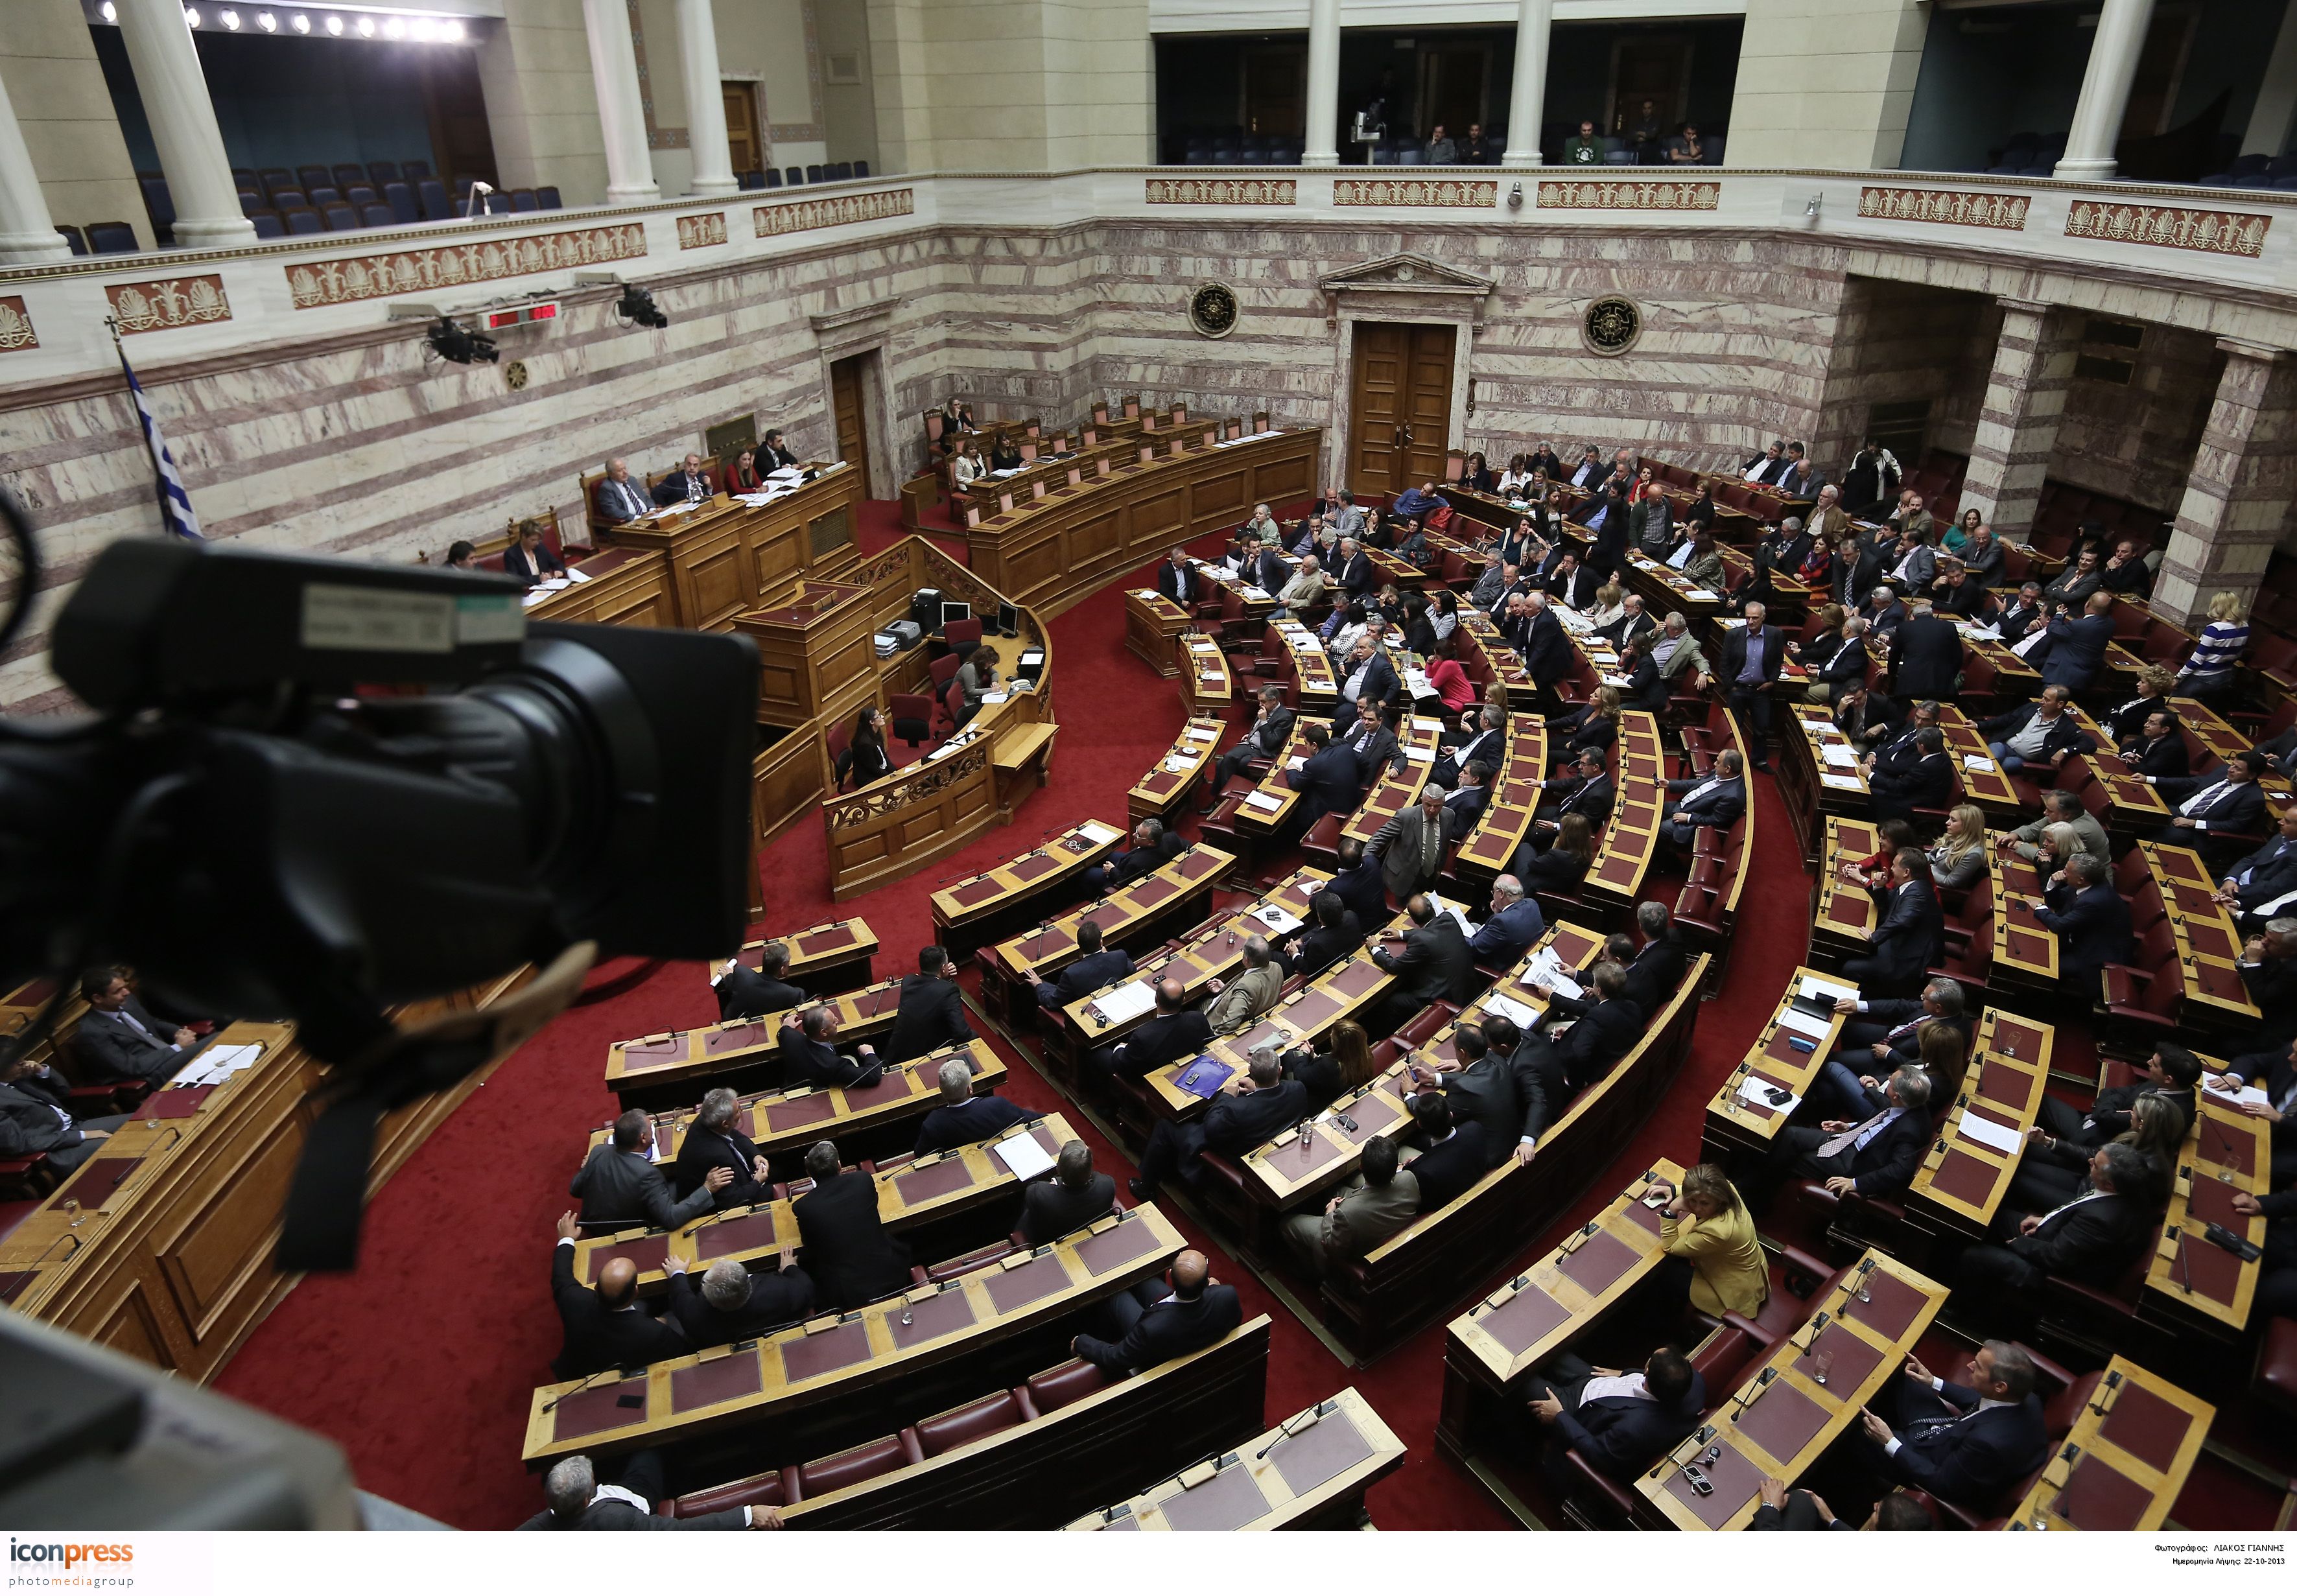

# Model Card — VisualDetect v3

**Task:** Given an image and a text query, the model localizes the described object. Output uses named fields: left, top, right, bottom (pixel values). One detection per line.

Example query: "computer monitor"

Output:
left=996, top=601, right=1019, bottom=637
left=939, top=600, right=972, bottom=630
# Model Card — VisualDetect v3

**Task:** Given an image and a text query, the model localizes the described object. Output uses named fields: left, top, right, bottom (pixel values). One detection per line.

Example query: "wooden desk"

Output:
left=606, top=978, right=901, bottom=1110
left=523, top=544, right=675, bottom=628
left=1634, top=1250, right=1949, bottom=1531
left=1064, top=1387, right=1404, bottom=1532
left=1938, top=706, right=2025, bottom=825
left=572, top=1112, right=1079, bottom=1298
left=731, top=579, right=878, bottom=729
left=2141, top=1092, right=2267, bottom=1339
left=1177, top=633, right=1234, bottom=718
left=1778, top=703, right=1869, bottom=871
left=523, top=1204, right=1188, bottom=1466
left=2173, top=696, right=2297, bottom=808
left=1907, top=1012, right=2055, bottom=1238
left=928, top=819, right=1127, bottom=960
left=980, top=844, right=1232, bottom=1024
left=1811, top=819, right=1883, bottom=967
left=594, top=1040, right=1008, bottom=1166
left=1702, top=967, right=1859, bottom=1164
left=1585, top=711, right=1666, bottom=912
left=726, top=916, right=878, bottom=998
left=1267, top=618, right=1339, bottom=710
left=1188, top=555, right=1280, bottom=629
left=2065, top=706, right=2173, bottom=838
left=2138, top=842, right=2263, bottom=1035
left=1987, top=852, right=2062, bottom=1001
left=2005, top=1357, right=2213, bottom=1531
left=1231, top=727, right=1314, bottom=839
left=1124, top=587, right=1191, bottom=677
left=1451, top=722, right=1549, bottom=883
left=1621, top=551, right=1730, bottom=636
left=1341, top=714, right=1445, bottom=847
left=1128, top=718, right=1225, bottom=825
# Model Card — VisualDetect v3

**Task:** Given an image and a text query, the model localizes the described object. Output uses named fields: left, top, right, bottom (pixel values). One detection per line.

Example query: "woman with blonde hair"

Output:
left=1524, top=812, right=1595, bottom=893
left=1549, top=684, right=1620, bottom=773
left=1650, top=1163, right=1767, bottom=1318
left=1282, top=1018, right=1377, bottom=1107
left=2014, top=1090, right=2185, bottom=1212
left=2107, top=663, right=2180, bottom=743
left=1588, top=581, right=1628, bottom=634
left=1928, top=804, right=1989, bottom=895
left=2176, top=591, right=2249, bottom=702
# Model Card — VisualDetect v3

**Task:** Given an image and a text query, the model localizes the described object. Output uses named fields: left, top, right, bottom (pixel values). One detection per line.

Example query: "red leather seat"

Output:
left=1557, top=1447, right=1642, bottom=1528
left=888, top=692, right=936, bottom=747
left=1026, top=1357, right=1111, bottom=1413
left=670, top=1466, right=797, bottom=1518
left=2255, top=1316, right=2297, bottom=1419
left=913, top=1387, right=1040, bottom=1457
left=0, top=1153, right=53, bottom=1197
left=1395, top=1002, right=1458, bottom=1047
left=929, top=652, right=963, bottom=693
left=943, top=617, right=984, bottom=652
left=797, top=1430, right=925, bottom=1497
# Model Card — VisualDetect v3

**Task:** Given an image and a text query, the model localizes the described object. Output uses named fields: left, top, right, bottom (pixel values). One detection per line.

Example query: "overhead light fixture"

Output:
left=442, top=19, right=464, bottom=41
left=615, top=285, right=669, bottom=329
left=183, top=6, right=201, bottom=25
left=291, top=12, right=308, bottom=30
left=357, top=16, right=374, bottom=36
left=411, top=18, right=434, bottom=40
left=257, top=10, right=275, bottom=30
left=381, top=17, right=403, bottom=38
left=100, top=1, right=116, bottom=18
left=219, top=8, right=239, bottom=28
left=426, top=316, right=499, bottom=365
left=324, top=14, right=340, bottom=34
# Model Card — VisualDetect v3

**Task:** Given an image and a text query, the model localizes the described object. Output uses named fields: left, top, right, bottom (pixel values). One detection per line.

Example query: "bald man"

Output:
left=1070, top=1248, right=1243, bottom=1376
left=550, top=1210, right=689, bottom=1380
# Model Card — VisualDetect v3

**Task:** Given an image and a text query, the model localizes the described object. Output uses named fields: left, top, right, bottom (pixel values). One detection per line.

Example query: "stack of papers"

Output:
left=1162, top=755, right=1196, bottom=774
left=1962, top=755, right=1997, bottom=773
left=1820, top=772, right=1865, bottom=790
left=1092, top=981, right=1159, bottom=1025
left=1957, top=1114, right=2025, bottom=1155
left=1242, top=792, right=1284, bottom=812
left=1179, top=725, right=1218, bottom=744
left=1778, top=1006, right=1832, bottom=1040
left=991, top=1131, right=1056, bottom=1180
left=1798, top=974, right=1858, bottom=1004
left=1484, top=991, right=1540, bottom=1029
left=2204, top=1080, right=2269, bottom=1109
left=1524, top=949, right=1583, bottom=1000
left=1820, top=745, right=1859, bottom=769
left=1737, top=1077, right=1800, bottom=1115
left=169, top=1042, right=264, bottom=1088
left=1253, top=903, right=1305, bottom=935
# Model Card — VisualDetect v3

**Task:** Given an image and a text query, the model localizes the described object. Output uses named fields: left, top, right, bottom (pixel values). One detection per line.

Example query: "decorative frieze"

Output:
left=1332, top=178, right=1495, bottom=208
left=753, top=189, right=916, bottom=237
left=1144, top=178, right=1296, bottom=206
left=1857, top=187, right=2029, bottom=231
left=1537, top=179, right=1719, bottom=211
left=106, top=276, right=231, bottom=333
left=0, top=297, right=36, bottom=351
left=676, top=212, right=729, bottom=250
left=285, top=225, right=648, bottom=309
left=2063, top=201, right=2268, bottom=258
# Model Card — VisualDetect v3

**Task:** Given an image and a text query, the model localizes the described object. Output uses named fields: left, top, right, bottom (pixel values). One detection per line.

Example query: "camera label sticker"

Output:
left=456, top=594, right=527, bottom=644
left=301, top=584, right=455, bottom=653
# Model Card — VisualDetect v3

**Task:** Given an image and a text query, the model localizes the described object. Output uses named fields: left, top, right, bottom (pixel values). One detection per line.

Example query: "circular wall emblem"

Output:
left=1581, top=296, right=1642, bottom=357
left=503, top=358, right=530, bottom=390
left=1188, top=281, right=1238, bottom=340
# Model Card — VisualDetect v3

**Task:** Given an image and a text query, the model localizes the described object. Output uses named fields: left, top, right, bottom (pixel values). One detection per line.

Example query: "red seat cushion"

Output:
left=1026, top=1357, right=1111, bottom=1413
left=914, top=1388, right=1037, bottom=1457
left=672, top=1467, right=794, bottom=1517
left=2256, top=1316, right=2297, bottom=1417
left=797, top=1431, right=923, bottom=1496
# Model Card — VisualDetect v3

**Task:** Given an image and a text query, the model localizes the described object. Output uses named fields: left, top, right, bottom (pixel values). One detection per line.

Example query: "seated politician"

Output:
left=1525, top=1346, right=1703, bottom=1490
left=792, top=1140, right=912, bottom=1309
left=1020, top=1140, right=1117, bottom=1245
left=1071, top=1249, right=1242, bottom=1377
left=911, top=1057, right=1027, bottom=1155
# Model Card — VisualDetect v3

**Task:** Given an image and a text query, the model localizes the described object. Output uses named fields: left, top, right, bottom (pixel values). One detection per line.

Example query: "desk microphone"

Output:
left=2174, top=1227, right=2195, bottom=1294
left=2207, top=1110, right=2237, bottom=1162
left=541, top=1364, right=632, bottom=1414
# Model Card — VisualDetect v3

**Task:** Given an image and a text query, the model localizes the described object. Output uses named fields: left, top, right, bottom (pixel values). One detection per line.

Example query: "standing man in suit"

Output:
left=571, top=1109, right=724, bottom=1230
left=2028, top=854, right=2134, bottom=995
left=1408, top=1020, right=1544, bottom=1170
left=1888, top=602, right=1962, bottom=700
left=792, top=1140, right=911, bottom=1308
left=1854, top=1343, right=2049, bottom=1514
left=1286, top=723, right=1358, bottom=829
left=1469, top=874, right=1545, bottom=967
left=1518, top=591, right=1573, bottom=708
left=651, top=453, right=711, bottom=506
left=1153, top=546, right=1198, bottom=608
left=1283, top=1134, right=1419, bottom=1277
left=779, top=1004, right=885, bottom=1090
left=593, top=458, right=654, bottom=526
left=666, top=1250, right=816, bottom=1348
left=1020, top=1140, right=1116, bottom=1244
left=1201, top=935, right=1284, bottom=1034
left=1129, top=1048, right=1306, bottom=1199
left=1370, top=784, right=1449, bottom=902
left=1765, top=1066, right=1933, bottom=1202
left=714, top=942, right=804, bottom=1022
left=1209, top=684, right=1295, bottom=804
left=1525, top=1347, right=1704, bottom=1488
left=1371, top=893, right=1475, bottom=1032
left=1024, top=919, right=1135, bottom=1013
left=912, top=1057, right=1027, bottom=1154
left=2041, top=590, right=2117, bottom=693
left=884, top=945, right=975, bottom=1063
left=522, top=1452, right=779, bottom=1530
left=1334, top=698, right=1405, bottom=809
left=1719, top=603, right=1787, bottom=770
left=1660, top=748, right=1745, bottom=851
left=1082, top=978, right=1213, bottom=1096
left=1844, top=849, right=1943, bottom=998
left=1955, top=1143, right=2153, bottom=1329
left=1325, top=836, right=1389, bottom=926
left=2154, top=750, right=2272, bottom=852
left=1072, top=1250, right=1242, bottom=1376
left=2216, top=804, right=2297, bottom=930
left=669, top=1088, right=771, bottom=1211
left=549, top=1212, right=689, bottom=1379
left=71, top=967, right=198, bottom=1089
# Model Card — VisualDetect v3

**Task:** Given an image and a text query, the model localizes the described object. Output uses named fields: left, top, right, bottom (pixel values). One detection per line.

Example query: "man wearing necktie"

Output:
left=1853, top=1343, right=2048, bottom=1512
left=2152, top=750, right=2270, bottom=860
left=71, top=967, right=198, bottom=1090
left=2215, top=804, right=2297, bottom=930
left=594, top=458, right=652, bottom=525
left=1762, top=1066, right=1931, bottom=1202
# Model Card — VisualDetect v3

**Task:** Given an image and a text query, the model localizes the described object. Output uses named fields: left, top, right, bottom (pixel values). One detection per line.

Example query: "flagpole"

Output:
left=110, top=316, right=201, bottom=542
left=108, top=316, right=174, bottom=538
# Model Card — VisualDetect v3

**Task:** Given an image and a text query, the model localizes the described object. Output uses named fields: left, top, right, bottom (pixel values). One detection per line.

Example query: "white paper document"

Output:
left=2205, top=1081, right=2270, bottom=1110
left=1403, top=744, right=1435, bottom=762
left=1091, top=980, right=1159, bottom=1025
left=1524, top=950, right=1583, bottom=1000
left=169, top=1042, right=264, bottom=1088
left=567, top=568, right=592, bottom=583
left=1737, top=1077, right=1800, bottom=1116
left=1253, top=903, right=1305, bottom=935
left=1798, top=974, right=1858, bottom=1004
left=1162, top=756, right=1196, bottom=774
left=1242, top=792, right=1285, bottom=812
left=1078, top=820, right=1125, bottom=843
left=1483, top=991, right=1541, bottom=1031
left=1285, top=756, right=1307, bottom=772
left=1667, top=543, right=1694, bottom=570
left=1777, top=1006, right=1832, bottom=1040
left=1684, top=589, right=1721, bottom=601
left=1962, top=755, right=1997, bottom=773
left=991, top=1131, right=1057, bottom=1180
left=1820, top=744, right=1859, bottom=769
left=1179, top=726, right=1218, bottom=744
left=1957, top=1112, right=2025, bottom=1156
left=1820, top=772, right=1865, bottom=791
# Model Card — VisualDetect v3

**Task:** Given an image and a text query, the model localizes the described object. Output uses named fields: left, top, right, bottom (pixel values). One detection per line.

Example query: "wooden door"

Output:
left=1417, top=47, right=1487, bottom=141
left=1347, top=322, right=1455, bottom=500
left=420, top=50, right=499, bottom=187
left=1606, top=37, right=1690, bottom=135
left=830, top=354, right=873, bottom=496
left=2119, top=6, right=2197, bottom=140
left=1242, top=47, right=1306, bottom=136
left=724, top=82, right=764, bottom=175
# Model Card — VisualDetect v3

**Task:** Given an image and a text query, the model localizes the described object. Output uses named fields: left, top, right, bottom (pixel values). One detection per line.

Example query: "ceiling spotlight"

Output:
left=257, top=10, right=275, bottom=30
left=411, top=18, right=434, bottom=40
left=183, top=6, right=200, bottom=25
left=615, top=285, right=669, bottom=330
left=324, top=14, right=340, bottom=34
left=426, top=316, right=499, bottom=365
left=290, top=12, right=308, bottom=32
left=442, top=20, right=464, bottom=41
left=357, top=16, right=374, bottom=35
left=219, top=9, right=239, bottom=28
left=381, top=18, right=403, bottom=38
left=100, top=0, right=116, bottom=18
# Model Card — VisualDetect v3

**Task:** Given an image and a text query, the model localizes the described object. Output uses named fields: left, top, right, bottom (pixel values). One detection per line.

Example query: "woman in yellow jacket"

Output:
left=1653, top=1163, right=1768, bottom=1319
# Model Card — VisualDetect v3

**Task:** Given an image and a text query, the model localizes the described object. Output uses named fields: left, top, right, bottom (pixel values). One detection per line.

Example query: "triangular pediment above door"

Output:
left=1317, top=253, right=1495, bottom=295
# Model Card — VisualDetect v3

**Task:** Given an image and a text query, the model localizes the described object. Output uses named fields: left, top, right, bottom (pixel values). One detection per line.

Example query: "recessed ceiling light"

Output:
left=99, top=0, right=116, bottom=18
left=324, top=14, right=341, bottom=34
left=410, top=18, right=434, bottom=40
left=183, top=5, right=201, bottom=25
left=442, top=19, right=464, bottom=41
left=290, top=12, right=308, bottom=31
left=381, top=17, right=403, bottom=38
left=219, top=8, right=239, bottom=28
left=356, top=16, right=374, bottom=35
left=256, top=10, right=275, bottom=30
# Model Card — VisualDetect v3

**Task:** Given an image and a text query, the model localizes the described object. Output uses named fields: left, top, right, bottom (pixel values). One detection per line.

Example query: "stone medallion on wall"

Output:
left=1188, top=281, right=1239, bottom=340
left=503, top=359, right=530, bottom=392
left=1581, top=296, right=1643, bottom=357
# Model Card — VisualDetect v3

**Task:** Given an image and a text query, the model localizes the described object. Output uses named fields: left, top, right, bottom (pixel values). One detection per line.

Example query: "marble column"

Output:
left=1301, top=0, right=1341, bottom=168
left=676, top=0, right=738, bottom=195
left=2241, top=0, right=2297, bottom=158
left=1958, top=299, right=2079, bottom=541
left=113, top=0, right=255, bottom=247
left=0, top=69, right=69, bottom=264
left=2055, top=0, right=2156, bottom=180
left=2154, top=340, right=2297, bottom=626
left=583, top=0, right=661, bottom=203
left=1500, top=0, right=1553, bottom=169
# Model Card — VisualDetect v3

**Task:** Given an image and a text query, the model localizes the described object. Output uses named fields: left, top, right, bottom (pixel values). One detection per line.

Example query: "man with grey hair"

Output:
left=912, top=1055, right=1028, bottom=1155
left=1434, top=701, right=1507, bottom=788
left=1999, top=787, right=2110, bottom=869
left=1328, top=487, right=1366, bottom=539
left=2027, top=851, right=2134, bottom=994
left=670, top=1086, right=771, bottom=1211
left=666, top=1237, right=816, bottom=1348
left=1245, top=502, right=1280, bottom=546
left=1128, top=1044, right=1306, bottom=1201
left=593, top=457, right=653, bottom=527
left=1766, top=1066, right=1932, bottom=1202
left=1469, top=552, right=1510, bottom=613
left=1855, top=1341, right=2047, bottom=1512
left=1272, top=553, right=1323, bottom=620
left=1647, top=609, right=1712, bottom=693
left=1020, top=1139, right=1116, bottom=1244
left=1211, top=682, right=1296, bottom=800
left=1370, top=782, right=1449, bottom=901
left=1334, top=535, right=1374, bottom=596
left=1816, top=977, right=1970, bottom=1120
left=1203, top=933, right=1284, bottom=1033
left=521, top=1451, right=781, bottom=1529
left=1595, top=591, right=1653, bottom=648
left=1955, top=1141, right=2153, bottom=1329
left=1470, top=873, right=1545, bottom=965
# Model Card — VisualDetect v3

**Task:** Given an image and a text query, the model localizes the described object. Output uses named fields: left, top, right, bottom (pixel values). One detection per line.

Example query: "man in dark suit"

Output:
left=521, top=1451, right=777, bottom=1530
left=1833, top=681, right=1902, bottom=750
left=1527, top=748, right=1614, bottom=845
left=1543, top=552, right=1596, bottom=611
left=760, top=428, right=799, bottom=469
left=884, top=945, right=976, bottom=1063
left=2217, top=804, right=2297, bottom=931
left=1514, top=960, right=1643, bottom=1120
left=714, top=942, right=805, bottom=1022
left=1766, top=1066, right=1933, bottom=1202
left=1370, top=893, right=1475, bottom=1033
left=1750, top=1485, right=1932, bottom=1532
left=2040, top=590, right=2117, bottom=692
left=2210, top=1041, right=2297, bottom=1186
left=1288, top=723, right=1360, bottom=830
left=1400, top=1088, right=1489, bottom=1209
left=1326, top=837, right=1389, bottom=925
left=1997, top=581, right=2048, bottom=643
left=1408, top=1022, right=1544, bottom=1171
left=1433, top=703, right=1507, bottom=785
left=912, top=1056, right=1027, bottom=1154
left=550, top=1212, right=689, bottom=1380
left=592, top=458, right=654, bottom=527
left=665, top=1249, right=816, bottom=1347
left=1527, top=1347, right=1704, bottom=1489
left=1153, top=546, right=1199, bottom=607
left=669, top=1088, right=771, bottom=1210
left=1855, top=1343, right=2049, bottom=1513
left=2121, top=710, right=2191, bottom=782
left=1813, top=977, right=1973, bottom=1118
left=1977, top=685, right=2095, bottom=777
left=1468, top=874, right=1545, bottom=967
left=1518, top=593, right=1573, bottom=703
left=1443, top=762, right=1492, bottom=843
left=1332, top=698, right=1404, bottom=808
left=1024, top=919, right=1135, bottom=1013
left=1129, top=1046, right=1306, bottom=1199
left=2028, top=854, right=2134, bottom=996
left=2041, top=1040, right=2202, bottom=1151
left=1333, top=537, right=1376, bottom=596
left=1370, top=784, right=1449, bottom=902
left=1209, top=684, right=1295, bottom=803
left=1330, top=635, right=1403, bottom=728
left=792, top=1140, right=911, bottom=1309
left=2154, top=751, right=2271, bottom=857
left=571, top=1109, right=724, bottom=1230
left=2237, top=922, right=2297, bottom=1057
left=1719, top=603, right=1787, bottom=769
left=1613, top=902, right=1690, bottom=1015
left=1887, top=603, right=1962, bottom=700
left=1251, top=543, right=1290, bottom=596
left=0, top=1057, right=128, bottom=1174
left=1083, top=817, right=1168, bottom=894
left=1660, top=747, right=1745, bottom=850
left=1082, top=978, right=1213, bottom=1096
left=778, top=1005, right=884, bottom=1090
left=1278, top=889, right=1362, bottom=981
left=1955, top=1143, right=2153, bottom=1328
left=651, top=452, right=711, bottom=506
left=1020, top=1140, right=1117, bottom=1244
left=1865, top=726, right=1953, bottom=827
left=1843, top=850, right=1944, bottom=998
left=71, top=967, right=197, bottom=1089
left=1072, top=1249, right=1243, bottom=1376
left=1806, top=617, right=1871, bottom=703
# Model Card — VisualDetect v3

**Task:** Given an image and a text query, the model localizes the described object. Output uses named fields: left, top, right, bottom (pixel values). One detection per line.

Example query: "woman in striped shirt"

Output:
left=2177, top=590, right=2250, bottom=703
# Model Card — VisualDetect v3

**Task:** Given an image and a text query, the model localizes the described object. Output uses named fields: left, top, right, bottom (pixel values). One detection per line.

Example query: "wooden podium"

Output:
left=733, top=579, right=879, bottom=729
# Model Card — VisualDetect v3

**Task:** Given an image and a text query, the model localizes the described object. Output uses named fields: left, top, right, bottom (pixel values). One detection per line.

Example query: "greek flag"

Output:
left=118, top=346, right=202, bottom=541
